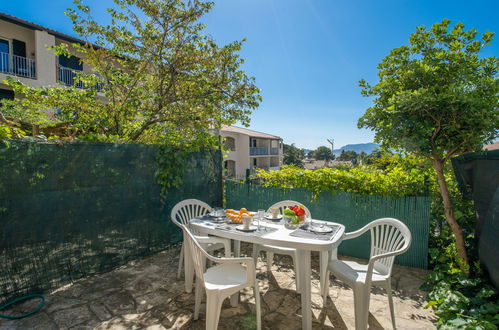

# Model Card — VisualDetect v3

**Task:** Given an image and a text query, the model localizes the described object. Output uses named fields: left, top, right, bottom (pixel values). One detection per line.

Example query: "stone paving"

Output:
left=0, top=244, right=436, bottom=329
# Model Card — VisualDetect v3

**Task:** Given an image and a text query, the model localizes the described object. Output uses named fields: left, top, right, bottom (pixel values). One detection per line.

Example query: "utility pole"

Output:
left=327, top=139, right=334, bottom=165
left=327, top=139, right=334, bottom=155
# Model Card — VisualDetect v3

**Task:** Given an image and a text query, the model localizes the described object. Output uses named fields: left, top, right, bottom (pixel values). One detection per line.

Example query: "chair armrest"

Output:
left=343, top=225, right=371, bottom=240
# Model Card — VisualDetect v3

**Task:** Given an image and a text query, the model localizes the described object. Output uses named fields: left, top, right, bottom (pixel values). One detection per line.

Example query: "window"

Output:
left=58, top=55, right=83, bottom=71
left=0, top=89, right=14, bottom=107
left=0, top=38, right=10, bottom=73
left=253, top=158, right=257, bottom=166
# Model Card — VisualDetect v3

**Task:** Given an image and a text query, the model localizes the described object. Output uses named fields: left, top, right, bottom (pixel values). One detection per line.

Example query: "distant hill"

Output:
left=333, top=143, right=379, bottom=156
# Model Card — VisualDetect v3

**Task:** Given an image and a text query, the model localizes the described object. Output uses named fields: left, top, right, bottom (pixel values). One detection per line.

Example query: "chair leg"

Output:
left=194, top=280, right=203, bottom=320
left=184, top=243, right=194, bottom=293
left=177, top=244, right=184, bottom=279
left=205, top=291, right=222, bottom=330
left=386, top=281, right=396, bottom=329
left=353, top=285, right=370, bottom=330
left=267, top=252, right=274, bottom=272
left=254, top=284, right=262, bottom=330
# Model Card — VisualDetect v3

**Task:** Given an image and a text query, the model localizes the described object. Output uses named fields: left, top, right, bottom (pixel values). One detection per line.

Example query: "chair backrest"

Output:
left=368, top=218, right=412, bottom=276
left=267, top=200, right=312, bottom=218
left=180, top=224, right=208, bottom=283
left=171, top=199, right=213, bottom=227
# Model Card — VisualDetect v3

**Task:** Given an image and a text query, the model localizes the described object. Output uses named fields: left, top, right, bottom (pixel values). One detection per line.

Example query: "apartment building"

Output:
left=220, top=125, right=283, bottom=178
left=0, top=12, right=98, bottom=102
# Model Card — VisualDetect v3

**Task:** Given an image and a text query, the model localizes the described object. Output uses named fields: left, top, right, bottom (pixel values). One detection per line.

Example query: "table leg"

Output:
left=230, top=239, right=242, bottom=306
left=234, top=239, right=241, bottom=257
left=297, top=249, right=312, bottom=330
left=320, top=250, right=328, bottom=304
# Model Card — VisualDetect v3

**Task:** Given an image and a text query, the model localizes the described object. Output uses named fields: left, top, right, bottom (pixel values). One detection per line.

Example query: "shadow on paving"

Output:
left=0, top=243, right=436, bottom=329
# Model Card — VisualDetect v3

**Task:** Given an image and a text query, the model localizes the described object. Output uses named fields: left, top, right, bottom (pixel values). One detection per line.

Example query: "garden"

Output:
left=0, top=0, right=498, bottom=329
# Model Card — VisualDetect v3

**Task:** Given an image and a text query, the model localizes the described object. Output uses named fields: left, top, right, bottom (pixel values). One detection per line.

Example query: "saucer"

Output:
left=236, top=225, right=258, bottom=232
left=264, top=214, right=283, bottom=221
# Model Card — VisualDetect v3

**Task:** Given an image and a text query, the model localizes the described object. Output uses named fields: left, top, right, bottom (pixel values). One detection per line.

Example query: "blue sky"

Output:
left=1, top=0, right=498, bottom=149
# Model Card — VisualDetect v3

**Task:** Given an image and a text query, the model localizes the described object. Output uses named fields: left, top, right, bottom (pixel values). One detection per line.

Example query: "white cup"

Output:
left=242, top=215, right=252, bottom=230
left=270, top=207, right=279, bottom=219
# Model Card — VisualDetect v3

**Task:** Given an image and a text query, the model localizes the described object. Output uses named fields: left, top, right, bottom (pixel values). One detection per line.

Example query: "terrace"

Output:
left=0, top=247, right=435, bottom=329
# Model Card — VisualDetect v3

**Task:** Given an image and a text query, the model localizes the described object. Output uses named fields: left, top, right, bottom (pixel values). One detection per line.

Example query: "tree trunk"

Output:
left=431, top=157, right=469, bottom=274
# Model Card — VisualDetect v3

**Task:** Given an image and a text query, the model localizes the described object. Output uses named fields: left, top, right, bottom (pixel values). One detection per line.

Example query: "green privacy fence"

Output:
left=0, top=141, right=222, bottom=304
left=226, top=181, right=430, bottom=269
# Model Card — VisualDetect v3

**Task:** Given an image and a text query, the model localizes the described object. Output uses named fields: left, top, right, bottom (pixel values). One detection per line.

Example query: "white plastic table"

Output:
left=189, top=218, right=345, bottom=330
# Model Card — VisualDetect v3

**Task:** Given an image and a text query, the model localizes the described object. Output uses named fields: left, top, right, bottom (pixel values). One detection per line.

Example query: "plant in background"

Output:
left=311, top=146, right=334, bottom=165
left=358, top=19, right=498, bottom=273
left=1, top=0, right=261, bottom=148
left=283, top=143, right=305, bottom=168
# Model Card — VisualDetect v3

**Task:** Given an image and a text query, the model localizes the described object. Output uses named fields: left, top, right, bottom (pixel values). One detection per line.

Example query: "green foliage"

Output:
left=312, top=146, right=334, bottom=162
left=283, top=143, right=304, bottom=168
left=257, top=154, right=432, bottom=198
left=358, top=18, right=498, bottom=272
left=2, top=0, right=261, bottom=146
left=337, top=150, right=358, bottom=161
left=358, top=19, right=498, bottom=157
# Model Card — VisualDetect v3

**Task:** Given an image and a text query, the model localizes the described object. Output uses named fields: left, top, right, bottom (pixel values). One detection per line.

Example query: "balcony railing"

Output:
left=270, top=147, right=279, bottom=155
left=250, top=147, right=268, bottom=156
left=57, top=65, right=103, bottom=92
left=0, top=52, right=36, bottom=79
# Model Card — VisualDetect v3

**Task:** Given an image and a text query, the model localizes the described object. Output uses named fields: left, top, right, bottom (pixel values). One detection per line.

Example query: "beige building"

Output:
left=0, top=12, right=98, bottom=102
left=220, top=125, right=283, bottom=178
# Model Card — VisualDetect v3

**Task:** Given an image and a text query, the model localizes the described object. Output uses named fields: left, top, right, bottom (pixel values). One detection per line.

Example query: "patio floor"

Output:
left=0, top=244, right=436, bottom=329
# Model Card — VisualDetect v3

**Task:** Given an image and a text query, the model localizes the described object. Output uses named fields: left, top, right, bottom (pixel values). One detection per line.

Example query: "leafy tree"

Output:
left=1, top=0, right=261, bottom=148
left=337, top=150, right=358, bottom=161
left=313, top=146, right=334, bottom=164
left=358, top=19, right=499, bottom=273
left=283, top=143, right=304, bottom=168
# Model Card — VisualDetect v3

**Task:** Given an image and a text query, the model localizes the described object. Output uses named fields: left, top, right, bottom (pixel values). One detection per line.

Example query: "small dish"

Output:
left=306, top=225, right=333, bottom=233
left=264, top=214, right=283, bottom=221
left=235, top=225, right=258, bottom=232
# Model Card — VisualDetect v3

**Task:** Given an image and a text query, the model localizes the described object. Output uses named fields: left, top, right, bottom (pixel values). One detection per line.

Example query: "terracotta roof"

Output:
left=485, top=141, right=499, bottom=150
left=220, top=125, right=281, bottom=140
left=0, top=12, right=94, bottom=46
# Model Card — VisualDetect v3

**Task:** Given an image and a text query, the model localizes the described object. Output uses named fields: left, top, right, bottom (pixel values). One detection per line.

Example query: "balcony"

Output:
left=0, top=52, right=36, bottom=79
left=250, top=147, right=268, bottom=155
left=57, top=65, right=103, bottom=92
left=270, top=147, right=279, bottom=155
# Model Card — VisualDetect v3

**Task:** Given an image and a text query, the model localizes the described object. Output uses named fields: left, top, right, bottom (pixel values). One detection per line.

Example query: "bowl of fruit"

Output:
left=283, top=205, right=306, bottom=229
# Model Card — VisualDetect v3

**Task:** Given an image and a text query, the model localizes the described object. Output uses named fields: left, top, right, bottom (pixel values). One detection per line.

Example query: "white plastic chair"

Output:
left=252, top=200, right=312, bottom=292
left=322, top=218, right=412, bottom=330
left=171, top=199, right=231, bottom=293
left=182, top=224, right=261, bottom=330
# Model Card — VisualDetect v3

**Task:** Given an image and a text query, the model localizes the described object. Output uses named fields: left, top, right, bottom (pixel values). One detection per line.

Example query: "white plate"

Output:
left=310, top=226, right=333, bottom=233
left=235, top=225, right=258, bottom=232
left=264, top=214, right=283, bottom=221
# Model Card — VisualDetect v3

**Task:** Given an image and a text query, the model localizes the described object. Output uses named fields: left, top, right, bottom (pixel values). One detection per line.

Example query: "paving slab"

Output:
left=0, top=244, right=436, bottom=329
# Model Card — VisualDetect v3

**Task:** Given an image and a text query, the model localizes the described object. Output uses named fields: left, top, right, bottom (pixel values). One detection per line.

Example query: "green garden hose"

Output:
left=0, top=294, right=45, bottom=319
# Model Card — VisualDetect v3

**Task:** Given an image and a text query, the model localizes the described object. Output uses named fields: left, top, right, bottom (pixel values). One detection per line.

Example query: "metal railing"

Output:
left=270, top=147, right=279, bottom=155
left=57, top=65, right=103, bottom=92
left=0, top=52, right=36, bottom=79
left=250, top=147, right=268, bottom=156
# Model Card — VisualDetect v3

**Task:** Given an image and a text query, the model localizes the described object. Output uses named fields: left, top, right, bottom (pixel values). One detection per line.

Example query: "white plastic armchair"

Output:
left=182, top=224, right=261, bottom=330
left=252, top=200, right=312, bottom=293
left=323, top=218, right=412, bottom=330
left=171, top=199, right=231, bottom=293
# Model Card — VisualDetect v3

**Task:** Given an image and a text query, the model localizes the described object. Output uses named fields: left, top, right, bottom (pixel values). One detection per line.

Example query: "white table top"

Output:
left=189, top=218, right=345, bottom=252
